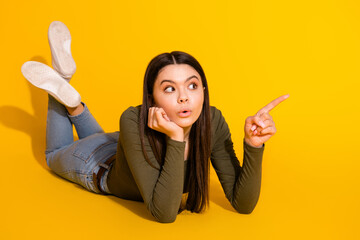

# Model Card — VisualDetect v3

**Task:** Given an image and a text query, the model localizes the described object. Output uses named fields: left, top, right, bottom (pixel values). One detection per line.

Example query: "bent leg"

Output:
left=45, top=94, right=74, bottom=157
left=46, top=131, right=118, bottom=194
left=67, top=103, right=104, bottom=139
left=44, top=94, right=115, bottom=194
left=45, top=95, right=104, bottom=162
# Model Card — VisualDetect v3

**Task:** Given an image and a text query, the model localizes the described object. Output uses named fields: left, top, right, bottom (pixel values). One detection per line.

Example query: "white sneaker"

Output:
left=21, top=61, right=81, bottom=108
left=48, top=21, right=76, bottom=80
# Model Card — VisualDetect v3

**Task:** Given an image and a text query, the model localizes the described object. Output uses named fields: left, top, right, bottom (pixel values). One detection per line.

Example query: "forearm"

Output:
left=120, top=107, right=185, bottom=223
left=244, top=137, right=264, bottom=148
left=231, top=140, right=264, bottom=213
left=147, top=138, right=185, bottom=223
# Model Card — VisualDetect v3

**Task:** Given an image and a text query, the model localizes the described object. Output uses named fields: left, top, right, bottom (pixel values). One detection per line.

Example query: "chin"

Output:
left=174, top=118, right=197, bottom=128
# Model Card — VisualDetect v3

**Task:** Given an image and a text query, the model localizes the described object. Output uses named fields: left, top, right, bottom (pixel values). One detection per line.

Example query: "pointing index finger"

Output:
left=256, top=94, right=290, bottom=116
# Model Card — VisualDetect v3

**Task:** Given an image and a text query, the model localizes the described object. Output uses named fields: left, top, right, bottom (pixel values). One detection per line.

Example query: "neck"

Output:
left=183, top=125, right=192, bottom=141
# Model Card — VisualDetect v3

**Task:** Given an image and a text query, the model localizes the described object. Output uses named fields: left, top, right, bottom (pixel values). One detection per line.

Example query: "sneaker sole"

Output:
left=21, top=61, right=81, bottom=107
left=48, top=21, right=76, bottom=79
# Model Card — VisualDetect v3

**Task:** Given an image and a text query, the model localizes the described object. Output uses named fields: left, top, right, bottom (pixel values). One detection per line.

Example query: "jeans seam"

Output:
left=67, top=102, right=88, bottom=122
left=72, top=141, right=114, bottom=163
left=68, top=113, right=90, bottom=126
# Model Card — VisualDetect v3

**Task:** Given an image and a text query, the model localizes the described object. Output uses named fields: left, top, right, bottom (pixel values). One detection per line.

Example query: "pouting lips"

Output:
left=179, top=109, right=191, bottom=113
left=178, top=110, right=192, bottom=117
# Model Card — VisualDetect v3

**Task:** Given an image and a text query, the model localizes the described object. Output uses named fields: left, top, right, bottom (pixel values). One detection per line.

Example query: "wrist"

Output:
left=169, top=131, right=184, bottom=142
left=244, top=138, right=263, bottom=148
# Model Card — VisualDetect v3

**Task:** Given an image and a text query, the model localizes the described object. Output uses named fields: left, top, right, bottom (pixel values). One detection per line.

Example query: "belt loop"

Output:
left=99, top=162, right=110, bottom=170
left=93, top=154, right=116, bottom=194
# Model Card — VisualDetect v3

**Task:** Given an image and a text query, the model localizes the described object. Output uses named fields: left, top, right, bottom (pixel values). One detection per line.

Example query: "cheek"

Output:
left=193, top=92, right=204, bottom=107
left=154, top=94, right=167, bottom=107
left=190, top=93, right=204, bottom=119
left=157, top=102, right=177, bottom=116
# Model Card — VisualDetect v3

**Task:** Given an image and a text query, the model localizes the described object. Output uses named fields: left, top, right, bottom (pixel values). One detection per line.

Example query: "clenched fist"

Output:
left=148, top=107, right=184, bottom=141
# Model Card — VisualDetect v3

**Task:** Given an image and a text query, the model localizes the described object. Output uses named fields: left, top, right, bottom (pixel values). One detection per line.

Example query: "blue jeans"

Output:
left=45, top=95, right=118, bottom=194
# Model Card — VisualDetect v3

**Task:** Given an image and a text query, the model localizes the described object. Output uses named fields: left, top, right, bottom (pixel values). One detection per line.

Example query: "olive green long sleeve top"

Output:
left=107, top=105, right=265, bottom=223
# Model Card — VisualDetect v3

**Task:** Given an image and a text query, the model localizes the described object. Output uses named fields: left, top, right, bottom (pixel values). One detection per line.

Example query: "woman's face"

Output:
left=152, top=64, right=204, bottom=130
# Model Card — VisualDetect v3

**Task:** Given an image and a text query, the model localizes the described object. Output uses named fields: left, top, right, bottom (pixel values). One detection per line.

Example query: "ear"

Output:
left=148, top=95, right=157, bottom=107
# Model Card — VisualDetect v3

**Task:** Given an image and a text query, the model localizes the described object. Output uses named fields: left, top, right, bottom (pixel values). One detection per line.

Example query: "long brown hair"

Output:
left=139, top=51, right=211, bottom=213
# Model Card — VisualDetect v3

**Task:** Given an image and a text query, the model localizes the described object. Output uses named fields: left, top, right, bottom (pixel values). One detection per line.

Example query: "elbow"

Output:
left=236, top=206, right=255, bottom=214
left=150, top=206, right=178, bottom=223
left=149, top=198, right=182, bottom=223
left=232, top=199, right=258, bottom=214
left=231, top=190, right=260, bottom=214
left=155, top=213, right=177, bottom=223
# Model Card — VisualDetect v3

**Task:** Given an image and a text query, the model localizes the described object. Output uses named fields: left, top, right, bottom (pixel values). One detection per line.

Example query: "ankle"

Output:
left=66, top=103, right=84, bottom=116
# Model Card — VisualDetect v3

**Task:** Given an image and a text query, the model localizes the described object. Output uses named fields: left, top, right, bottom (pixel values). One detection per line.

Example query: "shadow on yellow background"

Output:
left=1, top=0, right=359, bottom=239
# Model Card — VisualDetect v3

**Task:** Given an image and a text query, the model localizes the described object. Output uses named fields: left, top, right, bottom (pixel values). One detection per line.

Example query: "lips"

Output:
left=178, top=109, right=192, bottom=117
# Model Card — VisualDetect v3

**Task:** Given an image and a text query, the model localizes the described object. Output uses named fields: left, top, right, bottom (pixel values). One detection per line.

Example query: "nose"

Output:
left=178, top=96, right=188, bottom=103
left=178, top=91, right=189, bottom=104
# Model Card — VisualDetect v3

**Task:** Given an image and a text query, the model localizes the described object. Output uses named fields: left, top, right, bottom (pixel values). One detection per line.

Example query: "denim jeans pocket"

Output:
left=72, top=133, right=116, bottom=163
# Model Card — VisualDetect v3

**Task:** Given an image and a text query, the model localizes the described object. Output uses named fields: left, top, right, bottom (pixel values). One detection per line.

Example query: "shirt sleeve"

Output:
left=210, top=108, right=265, bottom=214
left=119, top=107, right=185, bottom=223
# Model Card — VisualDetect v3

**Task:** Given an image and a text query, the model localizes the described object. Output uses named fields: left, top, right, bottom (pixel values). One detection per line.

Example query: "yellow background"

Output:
left=1, top=0, right=359, bottom=239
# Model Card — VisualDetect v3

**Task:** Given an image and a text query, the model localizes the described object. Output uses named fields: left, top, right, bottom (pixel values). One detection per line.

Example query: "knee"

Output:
left=45, top=152, right=52, bottom=169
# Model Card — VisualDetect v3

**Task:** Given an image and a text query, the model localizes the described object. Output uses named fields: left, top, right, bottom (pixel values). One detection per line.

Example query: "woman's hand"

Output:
left=148, top=107, right=184, bottom=141
left=244, top=94, right=289, bottom=148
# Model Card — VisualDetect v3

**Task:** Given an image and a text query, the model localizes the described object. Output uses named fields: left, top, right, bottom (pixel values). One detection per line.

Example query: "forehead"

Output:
left=156, top=64, right=200, bottom=81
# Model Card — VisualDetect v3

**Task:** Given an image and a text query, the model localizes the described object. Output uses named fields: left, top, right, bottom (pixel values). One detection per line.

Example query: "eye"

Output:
left=189, top=83, right=198, bottom=90
left=164, top=86, right=175, bottom=93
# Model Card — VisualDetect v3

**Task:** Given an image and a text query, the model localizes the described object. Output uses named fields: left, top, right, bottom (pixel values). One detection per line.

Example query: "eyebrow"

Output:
left=160, top=75, right=199, bottom=85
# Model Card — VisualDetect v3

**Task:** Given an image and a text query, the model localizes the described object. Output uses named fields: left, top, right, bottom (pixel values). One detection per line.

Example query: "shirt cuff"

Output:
left=243, top=139, right=265, bottom=153
left=166, top=137, right=186, bottom=147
